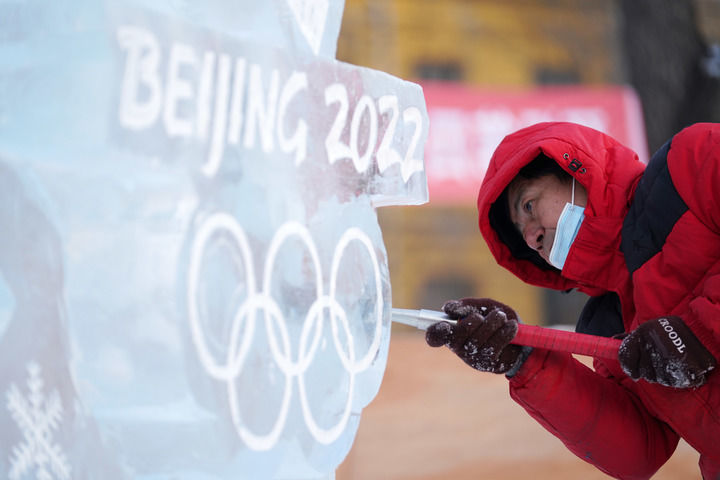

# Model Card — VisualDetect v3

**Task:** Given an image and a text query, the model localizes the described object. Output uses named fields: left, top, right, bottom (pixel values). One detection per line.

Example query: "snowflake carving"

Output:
left=5, top=362, right=71, bottom=480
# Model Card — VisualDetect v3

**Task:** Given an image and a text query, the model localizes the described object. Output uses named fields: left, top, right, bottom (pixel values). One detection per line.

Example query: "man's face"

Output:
left=507, top=175, right=587, bottom=264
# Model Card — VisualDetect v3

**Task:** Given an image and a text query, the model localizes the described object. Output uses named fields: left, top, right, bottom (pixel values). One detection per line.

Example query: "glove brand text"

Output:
left=658, top=317, right=686, bottom=354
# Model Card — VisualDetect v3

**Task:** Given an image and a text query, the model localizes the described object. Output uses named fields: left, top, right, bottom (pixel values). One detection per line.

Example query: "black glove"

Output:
left=425, top=298, right=527, bottom=375
left=618, top=316, right=717, bottom=388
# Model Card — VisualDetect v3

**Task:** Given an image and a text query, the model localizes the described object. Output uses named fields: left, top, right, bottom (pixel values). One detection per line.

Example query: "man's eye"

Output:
left=524, top=201, right=533, bottom=213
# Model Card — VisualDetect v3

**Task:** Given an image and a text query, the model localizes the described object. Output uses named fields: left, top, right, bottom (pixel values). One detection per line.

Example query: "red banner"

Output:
left=421, top=83, right=648, bottom=204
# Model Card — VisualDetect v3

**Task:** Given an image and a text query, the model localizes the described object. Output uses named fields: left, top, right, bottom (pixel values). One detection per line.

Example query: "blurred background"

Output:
left=335, top=1, right=720, bottom=478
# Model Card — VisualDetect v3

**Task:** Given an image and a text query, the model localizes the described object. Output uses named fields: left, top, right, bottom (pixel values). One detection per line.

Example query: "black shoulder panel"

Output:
left=620, top=139, right=688, bottom=274
left=576, top=292, right=624, bottom=337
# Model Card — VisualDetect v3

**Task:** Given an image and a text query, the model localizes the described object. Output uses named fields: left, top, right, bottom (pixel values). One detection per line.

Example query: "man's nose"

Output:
left=523, top=224, right=544, bottom=251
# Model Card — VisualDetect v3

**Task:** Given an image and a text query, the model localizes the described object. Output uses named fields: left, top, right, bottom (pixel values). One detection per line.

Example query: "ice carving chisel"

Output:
left=391, top=308, right=621, bottom=360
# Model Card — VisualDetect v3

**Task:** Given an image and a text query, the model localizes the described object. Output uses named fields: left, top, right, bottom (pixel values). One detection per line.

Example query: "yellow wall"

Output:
left=339, top=0, right=621, bottom=86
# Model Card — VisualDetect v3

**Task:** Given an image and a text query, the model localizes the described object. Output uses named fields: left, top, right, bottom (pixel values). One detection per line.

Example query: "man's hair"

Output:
left=513, top=153, right=572, bottom=184
left=489, top=154, right=570, bottom=270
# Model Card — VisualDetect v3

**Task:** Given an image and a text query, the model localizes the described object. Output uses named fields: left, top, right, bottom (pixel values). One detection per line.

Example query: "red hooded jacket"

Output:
left=477, top=122, right=720, bottom=479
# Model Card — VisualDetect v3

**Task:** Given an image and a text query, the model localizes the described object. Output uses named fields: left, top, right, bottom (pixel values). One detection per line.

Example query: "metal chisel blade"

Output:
left=391, top=308, right=457, bottom=331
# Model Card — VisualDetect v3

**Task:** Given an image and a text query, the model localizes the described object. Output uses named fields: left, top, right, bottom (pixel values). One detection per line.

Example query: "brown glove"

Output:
left=425, top=298, right=529, bottom=375
left=618, top=316, right=717, bottom=388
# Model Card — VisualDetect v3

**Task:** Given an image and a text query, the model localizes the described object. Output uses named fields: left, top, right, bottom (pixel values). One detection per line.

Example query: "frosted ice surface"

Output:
left=0, top=0, right=428, bottom=478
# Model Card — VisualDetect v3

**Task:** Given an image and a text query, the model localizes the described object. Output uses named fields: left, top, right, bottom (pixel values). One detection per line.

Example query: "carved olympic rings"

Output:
left=187, top=213, right=383, bottom=451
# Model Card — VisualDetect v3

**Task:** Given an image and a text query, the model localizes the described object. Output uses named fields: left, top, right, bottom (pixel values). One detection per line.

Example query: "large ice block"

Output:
left=0, top=1, right=428, bottom=479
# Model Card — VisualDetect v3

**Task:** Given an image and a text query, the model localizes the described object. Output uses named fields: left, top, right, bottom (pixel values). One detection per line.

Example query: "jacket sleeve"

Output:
left=667, top=123, right=720, bottom=235
left=508, top=349, right=679, bottom=480
left=683, top=274, right=720, bottom=361
left=666, top=123, right=720, bottom=360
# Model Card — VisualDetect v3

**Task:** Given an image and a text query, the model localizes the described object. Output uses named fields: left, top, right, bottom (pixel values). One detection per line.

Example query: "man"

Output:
left=425, top=122, right=719, bottom=479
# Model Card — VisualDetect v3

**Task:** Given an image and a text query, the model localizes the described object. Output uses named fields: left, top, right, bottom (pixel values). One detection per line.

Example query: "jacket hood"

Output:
left=477, top=122, right=646, bottom=293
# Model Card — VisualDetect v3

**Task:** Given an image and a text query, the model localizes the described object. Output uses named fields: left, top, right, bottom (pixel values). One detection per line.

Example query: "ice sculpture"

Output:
left=0, top=0, right=428, bottom=478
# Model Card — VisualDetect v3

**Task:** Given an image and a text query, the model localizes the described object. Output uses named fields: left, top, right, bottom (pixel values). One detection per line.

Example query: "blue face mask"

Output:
left=548, top=179, right=585, bottom=270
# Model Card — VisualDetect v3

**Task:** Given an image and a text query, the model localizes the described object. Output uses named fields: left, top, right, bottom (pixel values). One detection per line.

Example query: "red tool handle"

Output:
left=513, top=324, right=621, bottom=360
